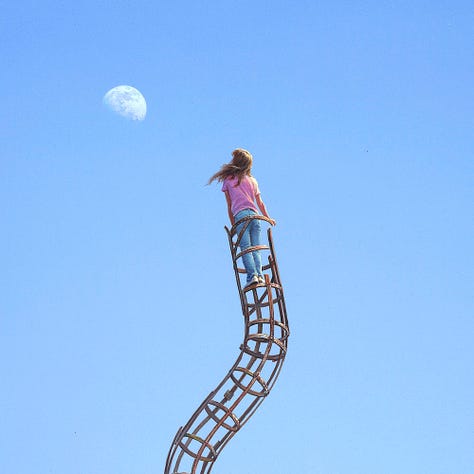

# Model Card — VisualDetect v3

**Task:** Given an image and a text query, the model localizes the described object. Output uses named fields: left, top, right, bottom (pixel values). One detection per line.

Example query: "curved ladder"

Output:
left=164, top=215, right=289, bottom=474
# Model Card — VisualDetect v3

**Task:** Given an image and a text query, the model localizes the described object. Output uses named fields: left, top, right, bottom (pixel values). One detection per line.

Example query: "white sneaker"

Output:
left=258, top=275, right=265, bottom=284
left=245, top=275, right=259, bottom=288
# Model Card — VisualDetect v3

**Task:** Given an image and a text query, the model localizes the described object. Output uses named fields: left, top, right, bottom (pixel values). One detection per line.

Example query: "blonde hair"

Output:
left=208, top=149, right=253, bottom=185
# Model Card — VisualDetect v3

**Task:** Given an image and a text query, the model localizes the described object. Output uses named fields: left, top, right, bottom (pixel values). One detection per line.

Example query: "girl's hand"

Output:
left=256, top=195, right=276, bottom=226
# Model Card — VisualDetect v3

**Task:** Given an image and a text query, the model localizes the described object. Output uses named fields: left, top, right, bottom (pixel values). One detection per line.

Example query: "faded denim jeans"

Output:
left=234, top=209, right=262, bottom=283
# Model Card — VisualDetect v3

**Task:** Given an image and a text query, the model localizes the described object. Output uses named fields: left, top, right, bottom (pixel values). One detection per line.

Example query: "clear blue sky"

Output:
left=1, top=1, right=473, bottom=473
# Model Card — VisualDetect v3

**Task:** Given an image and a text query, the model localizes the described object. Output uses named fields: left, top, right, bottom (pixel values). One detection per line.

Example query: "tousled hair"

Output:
left=208, top=149, right=253, bottom=185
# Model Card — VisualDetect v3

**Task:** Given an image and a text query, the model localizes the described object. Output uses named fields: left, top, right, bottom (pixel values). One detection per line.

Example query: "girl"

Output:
left=208, top=148, right=276, bottom=288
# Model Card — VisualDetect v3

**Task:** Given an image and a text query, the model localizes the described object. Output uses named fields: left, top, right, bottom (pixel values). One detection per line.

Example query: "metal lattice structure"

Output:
left=164, top=215, right=289, bottom=474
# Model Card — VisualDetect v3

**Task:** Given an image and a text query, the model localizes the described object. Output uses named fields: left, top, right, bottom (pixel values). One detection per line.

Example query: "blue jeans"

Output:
left=234, top=209, right=262, bottom=283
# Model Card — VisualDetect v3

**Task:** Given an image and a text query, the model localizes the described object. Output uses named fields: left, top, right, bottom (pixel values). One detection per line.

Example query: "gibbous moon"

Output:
left=103, top=85, right=147, bottom=121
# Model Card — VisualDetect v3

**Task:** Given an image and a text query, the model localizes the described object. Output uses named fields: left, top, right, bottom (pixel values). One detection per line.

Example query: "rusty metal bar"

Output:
left=164, top=215, right=289, bottom=474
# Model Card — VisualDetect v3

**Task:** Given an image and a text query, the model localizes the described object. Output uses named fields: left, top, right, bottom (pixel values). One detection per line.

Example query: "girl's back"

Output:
left=222, top=175, right=260, bottom=216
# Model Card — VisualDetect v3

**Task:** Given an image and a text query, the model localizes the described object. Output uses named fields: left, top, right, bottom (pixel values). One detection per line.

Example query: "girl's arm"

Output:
left=224, top=191, right=235, bottom=225
left=256, top=194, right=276, bottom=226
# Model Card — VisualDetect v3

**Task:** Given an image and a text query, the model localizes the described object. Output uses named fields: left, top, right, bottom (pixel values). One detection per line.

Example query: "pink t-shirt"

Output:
left=222, top=175, right=260, bottom=216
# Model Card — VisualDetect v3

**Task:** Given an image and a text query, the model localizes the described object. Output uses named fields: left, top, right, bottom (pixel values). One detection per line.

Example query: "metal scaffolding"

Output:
left=164, top=215, right=289, bottom=474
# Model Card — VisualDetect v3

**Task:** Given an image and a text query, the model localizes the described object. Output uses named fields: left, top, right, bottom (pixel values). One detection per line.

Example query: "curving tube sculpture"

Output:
left=164, top=215, right=289, bottom=474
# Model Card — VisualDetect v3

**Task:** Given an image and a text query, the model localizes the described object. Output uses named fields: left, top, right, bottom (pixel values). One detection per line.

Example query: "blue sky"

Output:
left=1, top=1, right=473, bottom=473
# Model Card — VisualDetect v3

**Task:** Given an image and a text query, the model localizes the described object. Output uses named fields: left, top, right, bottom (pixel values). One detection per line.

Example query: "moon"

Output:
left=103, top=85, right=147, bottom=121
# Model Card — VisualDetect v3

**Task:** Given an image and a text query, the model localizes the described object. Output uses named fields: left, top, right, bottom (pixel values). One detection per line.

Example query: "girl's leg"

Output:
left=235, top=210, right=258, bottom=282
left=249, top=218, right=263, bottom=277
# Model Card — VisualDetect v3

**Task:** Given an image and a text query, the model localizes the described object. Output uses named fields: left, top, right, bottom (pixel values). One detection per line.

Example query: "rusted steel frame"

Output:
left=207, top=218, right=286, bottom=459
left=223, top=217, right=290, bottom=412
left=193, top=289, right=277, bottom=470
left=170, top=353, right=262, bottom=472
left=191, top=359, right=269, bottom=472
left=203, top=296, right=285, bottom=473
left=164, top=215, right=288, bottom=474
left=181, top=382, right=264, bottom=473
left=232, top=215, right=274, bottom=249
left=235, top=244, right=269, bottom=261
left=267, top=229, right=289, bottom=329
left=172, top=399, right=214, bottom=470
left=229, top=214, right=274, bottom=310
left=196, top=288, right=281, bottom=473
left=175, top=348, right=255, bottom=462
left=168, top=363, right=281, bottom=472
left=246, top=287, right=283, bottom=317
